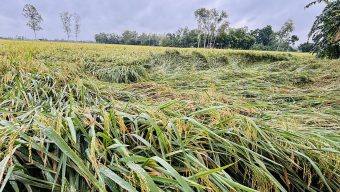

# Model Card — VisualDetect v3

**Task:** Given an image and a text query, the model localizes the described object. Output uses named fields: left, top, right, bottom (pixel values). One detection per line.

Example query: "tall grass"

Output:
left=84, top=62, right=147, bottom=83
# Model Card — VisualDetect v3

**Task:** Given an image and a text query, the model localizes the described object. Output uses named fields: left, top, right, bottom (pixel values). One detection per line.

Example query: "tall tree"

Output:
left=73, top=13, right=80, bottom=41
left=276, top=19, right=295, bottom=51
left=252, top=25, right=275, bottom=46
left=95, top=33, right=109, bottom=43
left=121, top=30, right=139, bottom=45
left=208, top=9, right=228, bottom=48
left=225, top=28, right=256, bottom=50
left=22, top=4, right=43, bottom=39
left=194, top=8, right=209, bottom=48
left=298, top=42, right=314, bottom=52
left=195, top=8, right=228, bottom=48
left=60, top=12, right=72, bottom=41
left=307, top=0, right=340, bottom=58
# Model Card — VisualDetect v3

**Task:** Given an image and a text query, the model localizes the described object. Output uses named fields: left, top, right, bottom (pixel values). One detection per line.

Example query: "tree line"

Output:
left=95, top=22, right=300, bottom=52
left=95, top=31, right=162, bottom=46
left=22, top=4, right=81, bottom=41
left=95, top=9, right=300, bottom=52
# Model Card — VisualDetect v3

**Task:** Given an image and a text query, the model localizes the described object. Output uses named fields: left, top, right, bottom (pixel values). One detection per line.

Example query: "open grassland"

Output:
left=0, top=40, right=339, bottom=192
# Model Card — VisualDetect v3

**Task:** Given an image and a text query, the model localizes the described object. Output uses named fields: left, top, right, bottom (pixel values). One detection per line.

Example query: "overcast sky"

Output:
left=0, top=0, right=324, bottom=43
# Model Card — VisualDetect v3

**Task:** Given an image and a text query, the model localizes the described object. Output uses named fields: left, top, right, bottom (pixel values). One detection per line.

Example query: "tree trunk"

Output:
left=276, top=40, right=281, bottom=51
left=203, top=34, right=207, bottom=48
left=209, top=33, right=214, bottom=48
left=207, top=34, right=210, bottom=48
left=197, top=33, right=201, bottom=48
left=34, top=30, right=36, bottom=40
left=213, top=35, right=217, bottom=48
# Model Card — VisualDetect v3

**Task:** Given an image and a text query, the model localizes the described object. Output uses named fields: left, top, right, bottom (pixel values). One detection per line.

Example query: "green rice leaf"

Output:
left=99, top=166, right=138, bottom=192
left=151, top=156, right=193, bottom=192
left=189, top=162, right=236, bottom=179
left=43, top=128, right=107, bottom=192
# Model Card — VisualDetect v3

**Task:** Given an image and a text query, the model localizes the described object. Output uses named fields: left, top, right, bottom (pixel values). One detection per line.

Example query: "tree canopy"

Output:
left=22, top=4, right=43, bottom=39
left=308, top=0, right=340, bottom=58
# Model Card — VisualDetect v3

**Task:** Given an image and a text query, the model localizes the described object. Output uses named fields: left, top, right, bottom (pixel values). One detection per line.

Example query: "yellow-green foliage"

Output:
left=0, top=40, right=302, bottom=82
left=0, top=40, right=339, bottom=192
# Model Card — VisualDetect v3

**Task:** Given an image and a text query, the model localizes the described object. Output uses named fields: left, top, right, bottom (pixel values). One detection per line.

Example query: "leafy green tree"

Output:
left=148, top=34, right=161, bottom=46
left=217, top=27, right=255, bottom=50
left=252, top=25, right=275, bottom=46
left=194, top=8, right=209, bottom=48
left=298, top=42, right=314, bottom=52
left=107, top=33, right=121, bottom=44
left=276, top=19, right=295, bottom=51
left=95, top=33, right=109, bottom=43
left=138, top=33, right=160, bottom=46
left=160, top=28, right=199, bottom=48
left=22, top=4, right=43, bottom=39
left=160, top=33, right=179, bottom=47
left=121, top=30, right=139, bottom=45
left=138, top=33, right=149, bottom=45
left=176, top=27, right=199, bottom=47
left=194, top=8, right=228, bottom=48
left=308, top=0, right=340, bottom=58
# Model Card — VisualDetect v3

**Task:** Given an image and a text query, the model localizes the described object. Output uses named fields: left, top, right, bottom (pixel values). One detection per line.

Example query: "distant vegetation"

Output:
left=95, top=9, right=300, bottom=52
left=94, top=2, right=340, bottom=58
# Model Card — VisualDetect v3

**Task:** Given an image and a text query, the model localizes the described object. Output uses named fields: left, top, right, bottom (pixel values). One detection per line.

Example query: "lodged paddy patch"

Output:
left=0, top=40, right=339, bottom=192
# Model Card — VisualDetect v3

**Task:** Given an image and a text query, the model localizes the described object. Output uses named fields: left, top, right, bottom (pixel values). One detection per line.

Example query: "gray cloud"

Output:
left=0, top=0, right=324, bottom=43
